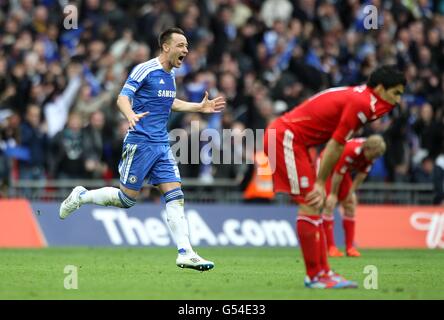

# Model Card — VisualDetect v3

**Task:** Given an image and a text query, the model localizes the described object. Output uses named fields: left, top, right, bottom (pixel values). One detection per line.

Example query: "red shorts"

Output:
left=325, top=172, right=352, bottom=202
left=264, top=119, right=316, bottom=204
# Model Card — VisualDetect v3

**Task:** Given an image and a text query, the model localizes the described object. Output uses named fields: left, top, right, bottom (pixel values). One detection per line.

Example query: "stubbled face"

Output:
left=377, top=84, right=404, bottom=105
left=164, top=33, right=188, bottom=68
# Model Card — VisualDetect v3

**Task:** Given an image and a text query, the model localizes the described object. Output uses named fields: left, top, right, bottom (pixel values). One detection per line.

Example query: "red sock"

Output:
left=322, top=214, right=335, bottom=248
left=319, top=221, right=330, bottom=273
left=296, top=214, right=322, bottom=279
left=343, top=216, right=355, bottom=250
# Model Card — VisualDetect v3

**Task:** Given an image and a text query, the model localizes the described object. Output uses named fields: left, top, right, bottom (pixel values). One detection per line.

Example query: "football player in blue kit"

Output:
left=60, top=28, right=225, bottom=271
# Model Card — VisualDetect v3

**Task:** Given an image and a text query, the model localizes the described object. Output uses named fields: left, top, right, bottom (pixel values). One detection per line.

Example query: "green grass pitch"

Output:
left=0, top=247, right=443, bottom=299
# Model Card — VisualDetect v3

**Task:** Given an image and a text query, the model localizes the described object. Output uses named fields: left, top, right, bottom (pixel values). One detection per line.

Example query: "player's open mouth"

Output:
left=178, top=55, right=185, bottom=62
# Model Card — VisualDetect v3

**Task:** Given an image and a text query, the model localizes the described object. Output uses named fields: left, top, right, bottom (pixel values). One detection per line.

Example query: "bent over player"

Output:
left=264, top=65, right=405, bottom=288
left=59, top=28, right=225, bottom=271
left=320, top=135, right=386, bottom=258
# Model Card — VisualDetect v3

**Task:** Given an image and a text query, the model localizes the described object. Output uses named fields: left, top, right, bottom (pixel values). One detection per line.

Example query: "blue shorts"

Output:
left=118, top=141, right=181, bottom=191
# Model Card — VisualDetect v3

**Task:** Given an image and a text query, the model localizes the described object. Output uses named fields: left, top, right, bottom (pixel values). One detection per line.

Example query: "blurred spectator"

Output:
left=82, top=110, right=109, bottom=179
left=0, top=111, right=23, bottom=164
left=413, top=156, right=435, bottom=183
left=412, top=103, right=443, bottom=159
left=18, top=104, right=47, bottom=181
left=43, top=62, right=82, bottom=138
left=9, top=62, right=32, bottom=116
left=50, top=112, right=86, bottom=179
left=229, top=0, right=252, bottom=28
left=209, top=5, right=236, bottom=65
left=384, top=103, right=412, bottom=182
left=214, top=121, right=249, bottom=181
left=261, top=0, right=293, bottom=28
left=72, top=83, right=116, bottom=124
left=412, top=155, right=444, bottom=204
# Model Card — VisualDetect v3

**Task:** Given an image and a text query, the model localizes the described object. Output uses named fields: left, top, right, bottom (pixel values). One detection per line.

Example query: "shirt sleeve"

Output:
left=119, top=64, right=146, bottom=99
left=332, top=101, right=370, bottom=145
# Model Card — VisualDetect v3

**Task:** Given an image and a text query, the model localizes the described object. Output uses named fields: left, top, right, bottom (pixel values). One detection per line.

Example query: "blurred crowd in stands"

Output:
left=0, top=0, right=443, bottom=202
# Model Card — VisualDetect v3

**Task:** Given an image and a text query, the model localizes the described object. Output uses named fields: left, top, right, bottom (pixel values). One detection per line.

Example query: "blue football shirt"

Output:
left=119, top=57, right=176, bottom=144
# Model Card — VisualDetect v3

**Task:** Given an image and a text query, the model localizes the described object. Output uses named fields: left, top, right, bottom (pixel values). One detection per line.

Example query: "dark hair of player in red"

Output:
left=367, top=65, right=406, bottom=89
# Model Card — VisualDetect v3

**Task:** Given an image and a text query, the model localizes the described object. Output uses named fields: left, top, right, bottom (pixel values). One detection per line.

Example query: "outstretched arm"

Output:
left=172, top=91, right=226, bottom=113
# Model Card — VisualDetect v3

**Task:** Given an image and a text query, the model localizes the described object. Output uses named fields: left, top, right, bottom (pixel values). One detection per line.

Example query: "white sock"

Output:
left=165, top=199, right=193, bottom=253
left=79, top=187, right=126, bottom=207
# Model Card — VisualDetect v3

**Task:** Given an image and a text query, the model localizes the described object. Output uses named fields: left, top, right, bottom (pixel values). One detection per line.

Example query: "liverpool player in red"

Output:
left=321, top=135, right=386, bottom=258
left=264, top=65, right=405, bottom=289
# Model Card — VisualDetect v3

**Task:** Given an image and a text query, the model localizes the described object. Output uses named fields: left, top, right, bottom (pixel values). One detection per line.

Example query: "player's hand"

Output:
left=200, top=91, right=226, bottom=113
left=305, top=181, right=326, bottom=210
left=126, top=111, right=149, bottom=130
left=324, top=194, right=338, bottom=213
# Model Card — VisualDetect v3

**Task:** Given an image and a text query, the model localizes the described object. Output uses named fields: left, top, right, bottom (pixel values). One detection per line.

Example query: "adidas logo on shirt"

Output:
left=159, top=79, right=165, bottom=84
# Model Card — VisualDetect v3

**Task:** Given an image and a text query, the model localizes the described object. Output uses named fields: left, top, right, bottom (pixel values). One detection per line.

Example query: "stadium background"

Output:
left=0, top=0, right=444, bottom=299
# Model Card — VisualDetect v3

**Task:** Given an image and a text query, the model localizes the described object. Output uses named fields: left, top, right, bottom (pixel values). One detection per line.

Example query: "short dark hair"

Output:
left=158, top=27, right=185, bottom=50
left=367, top=65, right=406, bottom=89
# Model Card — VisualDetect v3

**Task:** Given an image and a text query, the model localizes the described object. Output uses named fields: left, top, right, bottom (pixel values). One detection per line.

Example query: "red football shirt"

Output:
left=330, top=138, right=374, bottom=175
left=280, top=85, right=394, bottom=146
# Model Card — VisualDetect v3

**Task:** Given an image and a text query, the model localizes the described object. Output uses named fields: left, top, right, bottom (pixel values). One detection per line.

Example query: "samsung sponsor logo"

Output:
left=158, top=90, right=176, bottom=98
left=92, top=209, right=298, bottom=247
